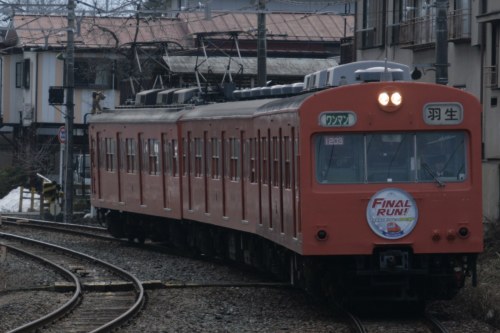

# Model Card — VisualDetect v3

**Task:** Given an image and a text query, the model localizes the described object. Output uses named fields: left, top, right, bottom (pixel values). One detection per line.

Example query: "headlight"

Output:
left=378, top=89, right=403, bottom=112
left=390, top=92, right=402, bottom=106
left=378, top=92, right=390, bottom=106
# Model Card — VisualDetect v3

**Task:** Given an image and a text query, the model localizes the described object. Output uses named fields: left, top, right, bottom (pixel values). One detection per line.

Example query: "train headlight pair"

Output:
left=378, top=90, right=403, bottom=111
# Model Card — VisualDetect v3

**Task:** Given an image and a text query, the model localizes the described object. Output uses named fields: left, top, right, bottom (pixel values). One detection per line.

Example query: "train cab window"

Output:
left=366, top=133, right=414, bottom=182
left=417, top=132, right=466, bottom=183
left=315, top=134, right=364, bottom=183
left=315, top=131, right=467, bottom=184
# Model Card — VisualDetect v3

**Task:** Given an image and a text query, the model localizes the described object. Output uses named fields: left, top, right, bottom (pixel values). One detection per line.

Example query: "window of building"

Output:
left=15, top=62, right=23, bottom=88
left=359, top=0, right=385, bottom=48
left=74, top=58, right=113, bottom=89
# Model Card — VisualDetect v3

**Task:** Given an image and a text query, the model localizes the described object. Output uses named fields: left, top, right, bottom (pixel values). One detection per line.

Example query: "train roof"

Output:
left=89, top=89, right=326, bottom=124
left=88, top=106, right=188, bottom=124
left=179, top=98, right=283, bottom=120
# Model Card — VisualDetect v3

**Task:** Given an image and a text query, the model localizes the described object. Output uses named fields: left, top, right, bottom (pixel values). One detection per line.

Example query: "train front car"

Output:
left=298, top=82, right=482, bottom=303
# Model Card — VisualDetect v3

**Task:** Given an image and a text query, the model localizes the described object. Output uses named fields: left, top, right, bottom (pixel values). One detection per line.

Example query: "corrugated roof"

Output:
left=165, top=55, right=338, bottom=76
left=2, top=11, right=353, bottom=50
left=5, top=15, right=188, bottom=49
left=180, top=11, right=353, bottom=41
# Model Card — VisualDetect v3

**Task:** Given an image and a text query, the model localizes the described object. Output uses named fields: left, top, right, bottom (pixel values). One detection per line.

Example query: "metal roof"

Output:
left=180, top=11, right=353, bottom=41
left=164, top=55, right=338, bottom=76
left=1, top=11, right=353, bottom=50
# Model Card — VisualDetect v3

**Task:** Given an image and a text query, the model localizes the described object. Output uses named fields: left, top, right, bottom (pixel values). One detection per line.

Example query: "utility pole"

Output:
left=257, top=0, right=267, bottom=87
left=64, top=0, right=75, bottom=223
left=435, top=0, right=448, bottom=85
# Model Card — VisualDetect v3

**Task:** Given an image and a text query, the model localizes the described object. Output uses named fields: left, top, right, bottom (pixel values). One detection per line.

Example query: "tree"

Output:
left=142, top=0, right=173, bottom=17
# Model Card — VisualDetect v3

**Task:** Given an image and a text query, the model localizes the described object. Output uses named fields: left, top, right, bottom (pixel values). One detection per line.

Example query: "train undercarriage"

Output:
left=99, top=208, right=478, bottom=307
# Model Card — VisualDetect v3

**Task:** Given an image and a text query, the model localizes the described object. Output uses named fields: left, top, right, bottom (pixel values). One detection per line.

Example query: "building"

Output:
left=0, top=10, right=353, bottom=183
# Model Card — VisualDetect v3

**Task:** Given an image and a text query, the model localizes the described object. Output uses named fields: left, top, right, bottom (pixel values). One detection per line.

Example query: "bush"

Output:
left=0, top=167, right=26, bottom=198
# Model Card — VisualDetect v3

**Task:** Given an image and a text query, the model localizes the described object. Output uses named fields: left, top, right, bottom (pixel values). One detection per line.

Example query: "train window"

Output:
left=182, top=137, right=188, bottom=176
left=170, top=139, right=179, bottom=177
left=249, top=138, right=257, bottom=183
left=194, top=138, right=203, bottom=178
left=229, top=137, right=239, bottom=181
left=105, top=137, right=115, bottom=172
left=148, top=139, right=160, bottom=175
left=283, top=136, right=291, bottom=189
left=211, top=137, right=220, bottom=179
left=315, top=131, right=467, bottom=184
left=261, top=137, right=268, bottom=184
left=272, top=136, right=279, bottom=187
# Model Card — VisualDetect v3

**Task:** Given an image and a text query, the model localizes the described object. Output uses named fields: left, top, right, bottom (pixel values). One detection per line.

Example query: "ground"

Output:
left=456, top=220, right=500, bottom=328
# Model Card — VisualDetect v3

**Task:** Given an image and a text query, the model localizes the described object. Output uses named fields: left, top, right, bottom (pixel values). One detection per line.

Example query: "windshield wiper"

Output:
left=422, top=163, right=445, bottom=187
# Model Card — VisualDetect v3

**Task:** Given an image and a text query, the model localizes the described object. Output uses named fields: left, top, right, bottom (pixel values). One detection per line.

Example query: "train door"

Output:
left=161, top=133, right=169, bottom=210
left=291, top=128, right=299, bottom=238
left=92, top=134, right=101, bottom=199
left=187, top=131, right=192, bottom=211
left=260, top=129, right=272, bottom=229
left=294, top=130, right=301, bottom=237
left=221, top=131, right=227, bottom=217
left=116, top=132, right=123, bottom=203
left=203, top=131, right=209, bottom=214
left=240, top=131, right=246, bottom=221
left=270, top=130, right=284, bottom=232
left=138, top=133, right=144, bottom=205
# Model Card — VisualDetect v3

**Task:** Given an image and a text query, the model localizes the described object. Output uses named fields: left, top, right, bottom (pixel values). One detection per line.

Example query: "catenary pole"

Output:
left=257, top=0, right=267, bottom=87
left=64, top=0, right=75, bottom=223
left=435, top=0, right=448, bottom=85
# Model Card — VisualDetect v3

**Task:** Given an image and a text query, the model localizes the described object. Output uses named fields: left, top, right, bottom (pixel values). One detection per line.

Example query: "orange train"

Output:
left=89, top=61, right=483, bottom=302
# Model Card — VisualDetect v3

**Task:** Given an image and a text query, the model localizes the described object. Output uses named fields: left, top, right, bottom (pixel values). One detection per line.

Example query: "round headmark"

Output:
left=366, top=188, right=418, bottom=240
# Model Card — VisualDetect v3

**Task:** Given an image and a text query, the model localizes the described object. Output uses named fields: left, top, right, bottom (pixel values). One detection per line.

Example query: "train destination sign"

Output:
left=319, top=111, right=356, bottom=127
left=423, top=102, right=463, bottom=125
left=366, top=188, right=418, bottom=240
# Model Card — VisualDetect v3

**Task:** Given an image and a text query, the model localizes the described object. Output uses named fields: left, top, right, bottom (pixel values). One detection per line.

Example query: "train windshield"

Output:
left=315, top=131, right=467, bottom=184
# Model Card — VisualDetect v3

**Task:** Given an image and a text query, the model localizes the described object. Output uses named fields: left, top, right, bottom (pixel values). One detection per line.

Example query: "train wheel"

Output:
left=107, top=210, right=125, bottom=238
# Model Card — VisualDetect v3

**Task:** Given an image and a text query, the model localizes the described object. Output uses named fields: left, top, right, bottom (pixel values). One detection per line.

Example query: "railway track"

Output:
left=0, top=232, right=144, bottom=332
left=1, top=215, right=111, bottom=239
left=345, top=310, right=449, bottom=333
